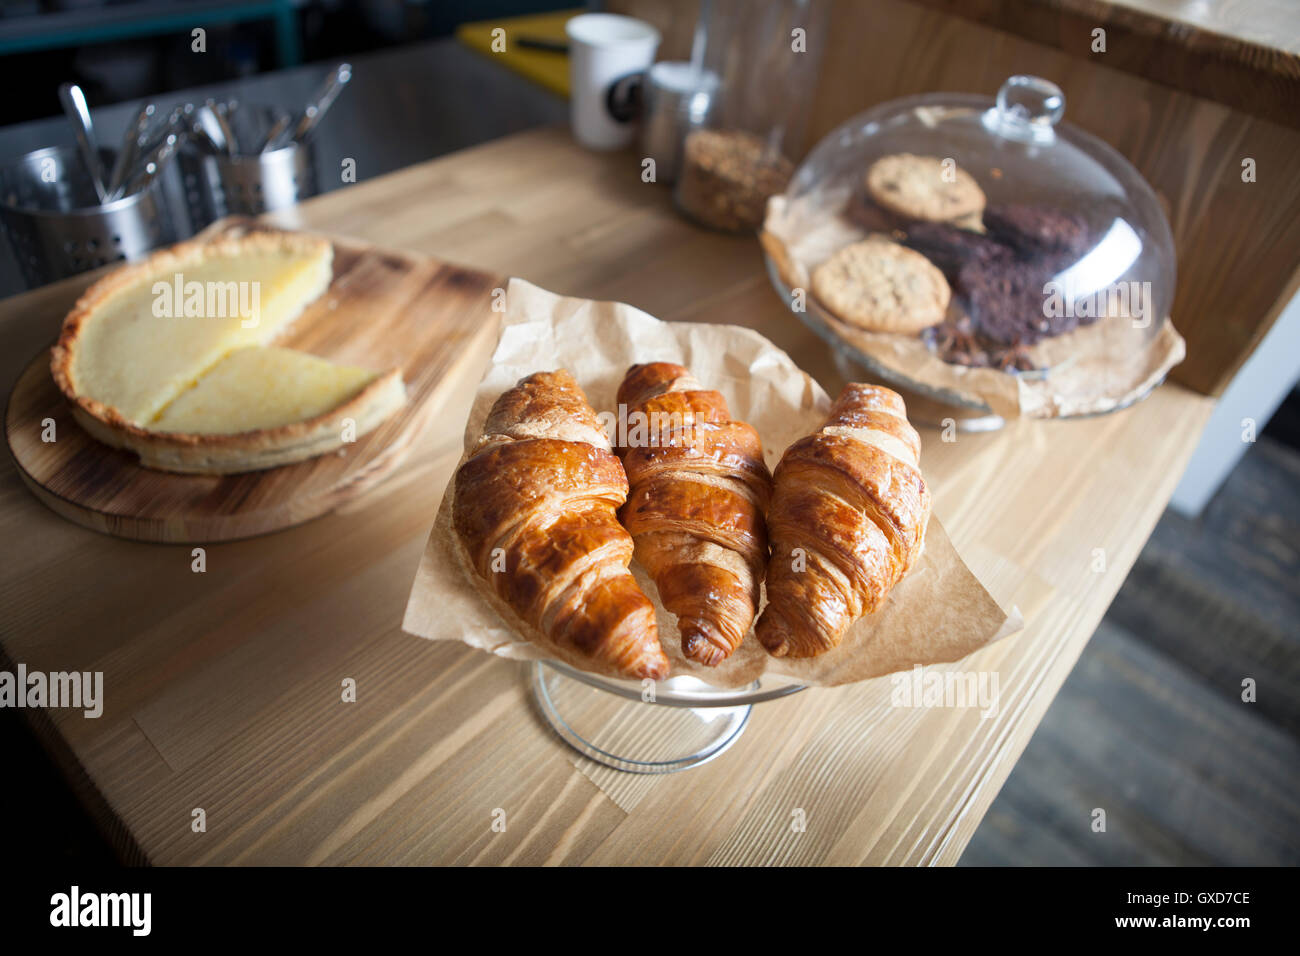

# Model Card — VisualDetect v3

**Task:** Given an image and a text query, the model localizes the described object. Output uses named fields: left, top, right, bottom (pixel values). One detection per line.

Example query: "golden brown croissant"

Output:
left=453, top=369, right=669, bottom=680
left=615, top=362, right=773, bottom=665
left=756, top=383, right=931, bottom=658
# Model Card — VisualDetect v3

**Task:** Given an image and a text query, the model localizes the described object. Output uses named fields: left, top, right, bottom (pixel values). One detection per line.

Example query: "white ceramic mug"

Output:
left=565, top=13, right=661, bottom=151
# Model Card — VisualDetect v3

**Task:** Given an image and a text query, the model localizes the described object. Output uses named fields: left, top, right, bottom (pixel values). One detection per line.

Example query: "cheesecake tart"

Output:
left=50, top=231, right=407, bottom=474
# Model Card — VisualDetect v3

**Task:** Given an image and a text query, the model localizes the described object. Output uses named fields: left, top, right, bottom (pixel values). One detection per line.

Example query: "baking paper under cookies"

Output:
left=762, top=192, right=1186, bottom=420
left=402, top=278, right=1022, bottom=690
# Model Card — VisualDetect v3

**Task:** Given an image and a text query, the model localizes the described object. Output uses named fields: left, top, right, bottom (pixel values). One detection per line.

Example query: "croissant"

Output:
left=756, top=383, right=931, bottom=658
left=453, top=370, right=669, bottom=680
left=615, top=362, right=773, bottom=665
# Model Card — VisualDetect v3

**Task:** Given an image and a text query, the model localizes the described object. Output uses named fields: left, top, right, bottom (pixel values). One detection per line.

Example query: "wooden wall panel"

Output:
left=905, top=0, right=1300, bottom=129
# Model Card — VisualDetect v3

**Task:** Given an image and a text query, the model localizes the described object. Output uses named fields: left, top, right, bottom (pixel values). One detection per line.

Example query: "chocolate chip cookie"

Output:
left=866, top=153, right=986, bottom=223
left=812, top=235, right=951, bottom=334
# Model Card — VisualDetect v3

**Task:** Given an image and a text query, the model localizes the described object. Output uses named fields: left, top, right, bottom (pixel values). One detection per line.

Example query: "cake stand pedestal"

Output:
left=531, top=661, right=805, bottom=774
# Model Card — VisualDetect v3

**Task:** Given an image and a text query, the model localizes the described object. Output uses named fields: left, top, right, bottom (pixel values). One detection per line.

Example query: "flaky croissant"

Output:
left=756, top=383, right=931, bottom=658
left=453, top=370, right=669, bottom=680
left=615, top=362, right=773, bottom=665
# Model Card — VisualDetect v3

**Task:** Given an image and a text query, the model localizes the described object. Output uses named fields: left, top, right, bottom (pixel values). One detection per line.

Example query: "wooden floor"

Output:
left=962, top=432, right=1300, bottom=866
left=5, top=425, right=1298, bottom=867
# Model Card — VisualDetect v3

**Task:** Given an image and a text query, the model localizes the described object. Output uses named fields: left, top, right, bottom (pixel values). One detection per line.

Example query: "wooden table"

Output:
left=0, top=127, right=1213, bottom=865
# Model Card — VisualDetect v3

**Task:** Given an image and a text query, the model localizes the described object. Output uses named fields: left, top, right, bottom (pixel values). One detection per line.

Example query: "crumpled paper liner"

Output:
left=402, top=278, right=1022, bottom=689
left=761, top=192, right=1185, bottom=420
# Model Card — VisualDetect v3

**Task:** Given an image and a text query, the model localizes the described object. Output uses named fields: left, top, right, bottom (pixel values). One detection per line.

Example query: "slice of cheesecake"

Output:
left=138, top=347, right=406, bottom=472
left=50, top=231, right=407, bottom=474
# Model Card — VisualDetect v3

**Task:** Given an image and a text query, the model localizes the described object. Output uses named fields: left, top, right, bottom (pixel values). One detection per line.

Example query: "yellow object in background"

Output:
left=456, top=9, right=582, bottom=98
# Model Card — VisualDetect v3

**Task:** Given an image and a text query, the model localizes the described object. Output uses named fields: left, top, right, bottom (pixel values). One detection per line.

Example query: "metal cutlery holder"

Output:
left=0, top=145, right=175, bottom=288
left=180, top=140, right=317, bottom=229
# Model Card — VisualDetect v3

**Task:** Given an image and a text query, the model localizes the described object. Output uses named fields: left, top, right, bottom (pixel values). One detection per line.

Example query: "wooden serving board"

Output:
left=3, top=219, right=503, bottom=543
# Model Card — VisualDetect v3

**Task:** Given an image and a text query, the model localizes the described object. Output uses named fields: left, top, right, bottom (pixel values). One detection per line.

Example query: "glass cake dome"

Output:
left=762, top=75, right=1180, bottom=422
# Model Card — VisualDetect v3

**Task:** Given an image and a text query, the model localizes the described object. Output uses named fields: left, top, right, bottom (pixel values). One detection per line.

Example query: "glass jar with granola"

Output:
left=673, top=0, right=829, bottom=233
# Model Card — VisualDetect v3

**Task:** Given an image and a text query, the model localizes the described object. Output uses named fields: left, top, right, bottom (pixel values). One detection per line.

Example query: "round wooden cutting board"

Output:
left=5, top=225, right=502, bottom=543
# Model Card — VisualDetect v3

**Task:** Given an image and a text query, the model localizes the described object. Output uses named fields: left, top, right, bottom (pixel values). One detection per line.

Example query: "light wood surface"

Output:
left=4, top=223, right=502, bottom=542
left=0, top=127, right=1214, bottom=865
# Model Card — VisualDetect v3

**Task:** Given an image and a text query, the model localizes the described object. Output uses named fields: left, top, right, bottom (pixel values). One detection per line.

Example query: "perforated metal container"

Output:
left=0, top=145, right=175, bottom=288
left=180, top=140, right=317, bottom=229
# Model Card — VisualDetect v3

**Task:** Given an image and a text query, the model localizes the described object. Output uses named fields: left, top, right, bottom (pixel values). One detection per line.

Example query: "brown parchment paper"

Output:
left=761, top=192, right=1185, bottom=420
left=402, top=278, right=1023, bottom=689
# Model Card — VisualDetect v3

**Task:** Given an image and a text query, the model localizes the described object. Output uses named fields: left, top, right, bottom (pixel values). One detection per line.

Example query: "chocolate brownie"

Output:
left=957, top=255, right=1099, bottom=345
left=843, top=192, right=909, bottom=236
left=924, top=312, right=1036, bottom=372
left=983, top=204, right=1092, bottom=259
left=898, top=220, right=1012, bottom=281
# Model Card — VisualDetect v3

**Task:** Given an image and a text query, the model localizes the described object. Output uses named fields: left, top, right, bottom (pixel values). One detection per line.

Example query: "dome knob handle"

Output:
left=987, top=75, right=1065, bottom=143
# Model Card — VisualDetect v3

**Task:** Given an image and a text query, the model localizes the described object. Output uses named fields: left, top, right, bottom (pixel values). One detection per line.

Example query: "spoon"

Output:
left=206, top=99, right=239, bottom=156
left=58, top=83, right=109, bottom=204
left=267, top=63, right=351, bottom=151
left=121, top=132, right=179, bottom=197
left=106, top=102, right=155, bottom=200
left=259, top=113, right=292, bottom=154
left=194, top=103, right=232, bottom=156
